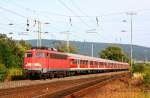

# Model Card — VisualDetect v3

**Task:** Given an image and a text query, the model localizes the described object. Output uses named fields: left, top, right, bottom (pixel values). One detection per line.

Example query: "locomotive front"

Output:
left=23, top=49, right=48, bottom=78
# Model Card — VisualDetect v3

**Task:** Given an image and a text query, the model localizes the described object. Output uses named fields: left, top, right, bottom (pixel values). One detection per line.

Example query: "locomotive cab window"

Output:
left=25, top=52, right=32, bottom=58
left=35, top=52, right=45, bottom=57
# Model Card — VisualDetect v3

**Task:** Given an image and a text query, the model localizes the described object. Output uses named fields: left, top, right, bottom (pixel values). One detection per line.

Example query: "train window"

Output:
left=90, top=61, right=93, bottom=65
left=80, top=60, right=83, bottom=64
left=50, top=53, right=67, bottom=59
left=99, top=62, right=101, bottom=65
left=83, top=60, right=85, bottom=65
left=35, top=52, right=45, bottom=57
left=25, top=52, right=32, bottom=57
left=72, top=59, right=77, bottom=64
left=103, top=62, right=107, bottom=66
left=99, top=62, right=103, bottom=65
left=85, top=60, right=88, bottom=65
left=107, top=63, right=110, bottom=66
left=46, top=53, right=49, bottom=58
left=83, top=60, right=88, bottom=65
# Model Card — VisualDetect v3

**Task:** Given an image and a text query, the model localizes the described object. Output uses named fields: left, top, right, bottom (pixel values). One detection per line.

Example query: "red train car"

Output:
left=23, top=47, right=130, bottom=79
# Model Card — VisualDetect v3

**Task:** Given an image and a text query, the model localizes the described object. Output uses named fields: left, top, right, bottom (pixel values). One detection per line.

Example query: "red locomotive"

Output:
left=23, top=47, right=129, bottom=79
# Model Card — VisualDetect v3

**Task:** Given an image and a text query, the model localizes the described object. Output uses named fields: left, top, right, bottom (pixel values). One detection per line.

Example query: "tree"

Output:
left=0, top=34, right=31, bottom=68
left=0, top=34, right=31, bottom=81
left=55, top=42, right=77, bottom=53
left=0, top=64, right=6, bottom=81
left=0, top=34, right=14, bottom=68
left=99, top=45, right=129, bottom=62
left=18, top=40, right=31, bottom=51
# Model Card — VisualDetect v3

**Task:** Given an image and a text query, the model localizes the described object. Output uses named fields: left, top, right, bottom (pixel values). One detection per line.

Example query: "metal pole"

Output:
left=66, top=33, right=69, bottom=53
left=126, top=12, right=136, bottom=68
left=37, top=21, right=42, bottom=47
left=37, top=21, right=39, bottom=47
left=122, top=56, right=124, bottom=62
left=86, top=31, right=98, bottom=57
left=91, top=43, right=94, bottom=57
left=130, top=14, right=133, bottom=68
left=144, top=50, right=147, bottom=63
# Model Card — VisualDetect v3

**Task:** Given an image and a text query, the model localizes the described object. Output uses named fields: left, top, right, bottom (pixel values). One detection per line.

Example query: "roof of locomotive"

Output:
left=25, top=48, right=67, bottom=55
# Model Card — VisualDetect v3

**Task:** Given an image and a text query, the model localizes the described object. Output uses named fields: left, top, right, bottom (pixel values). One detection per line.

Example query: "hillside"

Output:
left=26, top=39, right=150, bottom=61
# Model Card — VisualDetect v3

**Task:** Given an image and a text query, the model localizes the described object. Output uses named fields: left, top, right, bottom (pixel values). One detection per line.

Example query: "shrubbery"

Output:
left=5, top=67, right=23, bottom=81
left=0, top=64, right=6, bottom=82
left=143, top=71, right=150, bottom=88
left=131, top=63, right=146, bottom=73
left=132, top=63, right=150, bottom=88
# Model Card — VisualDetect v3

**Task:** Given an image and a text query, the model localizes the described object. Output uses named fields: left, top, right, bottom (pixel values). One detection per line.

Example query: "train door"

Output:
left=46, top=52, right=50, bottom=70
left=77, top=59, right=80, bottom=69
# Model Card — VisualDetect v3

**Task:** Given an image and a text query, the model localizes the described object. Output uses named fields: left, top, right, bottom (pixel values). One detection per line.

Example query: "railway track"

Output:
left=0, top=71, right=129, bottom=98
left=39, top=72, right=129, bottom=98
left=64, top=73, right=130, bottom=98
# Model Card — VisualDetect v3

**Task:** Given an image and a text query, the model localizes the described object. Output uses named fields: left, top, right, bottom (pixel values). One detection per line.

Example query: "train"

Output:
left=23, top=47, right=130, bottom=79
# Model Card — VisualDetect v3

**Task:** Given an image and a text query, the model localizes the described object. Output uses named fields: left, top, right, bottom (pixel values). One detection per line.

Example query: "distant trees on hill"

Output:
left=54, top=42, right=77, bottom=54
left=99, top=45, right=129, bottom=63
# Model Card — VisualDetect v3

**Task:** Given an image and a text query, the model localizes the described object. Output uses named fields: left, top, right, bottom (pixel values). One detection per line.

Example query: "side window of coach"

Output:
left=71, top=59, right=77, bottom=64
left=90, top=61, right=93, bottom=65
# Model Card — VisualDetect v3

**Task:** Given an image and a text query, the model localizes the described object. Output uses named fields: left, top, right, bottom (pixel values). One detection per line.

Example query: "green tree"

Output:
left=0, top=34, right=31, bottom=81
left=0, top=35, right=14, bottom=68
left=55, top=42, right=77, bottom=53
left=18, top=40, right=31, bottom=51
left=0, top=64, right=6, bottom=81
left=99, top=45, right=129, bottom=62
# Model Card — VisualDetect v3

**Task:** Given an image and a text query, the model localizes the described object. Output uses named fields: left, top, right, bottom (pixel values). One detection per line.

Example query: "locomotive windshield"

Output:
left=35, top=52, right=45, bottom=57
left=25, top=52, right=32, bottom=58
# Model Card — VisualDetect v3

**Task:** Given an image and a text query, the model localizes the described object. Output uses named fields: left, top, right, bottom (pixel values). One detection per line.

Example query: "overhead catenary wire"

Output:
left=2, top=0, right=150, bottom=18
left=0, top=2, right=69, bottom=34
left=0, top=0, right=125, bottom=18
left=70, top=0, right=98, bottom=27
left=57, top=0, right=91, bottom=28
left=0, top=5, right=39, bottom=31
left=1, top=0, right=69, bottom=17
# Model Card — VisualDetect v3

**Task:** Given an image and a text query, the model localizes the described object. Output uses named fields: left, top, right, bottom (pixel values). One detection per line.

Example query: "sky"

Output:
left=0, top=0, right=150, bottom=47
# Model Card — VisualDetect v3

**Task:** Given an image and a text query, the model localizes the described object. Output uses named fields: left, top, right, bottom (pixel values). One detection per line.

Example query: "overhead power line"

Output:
left=70, top=0, right=97, bottom=26
left=0, top=6, right=27, bottom=18
left=57, top=0, right=91, bottom=28
left=2, top=0, right=150, bottom=18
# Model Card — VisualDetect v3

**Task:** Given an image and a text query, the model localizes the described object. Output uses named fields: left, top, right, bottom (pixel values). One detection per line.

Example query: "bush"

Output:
left=0, top=64, right=6, bottom=82
left=143, top=72, right=150, bottom=88
left=132, top=63, right=150, bottom=88
left=6, top=67, right=23, bottom=81
left=131, top=63, right=146, bottom=73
